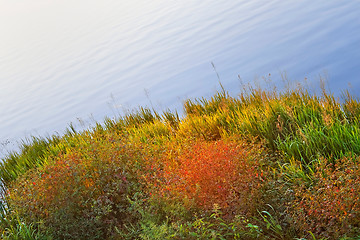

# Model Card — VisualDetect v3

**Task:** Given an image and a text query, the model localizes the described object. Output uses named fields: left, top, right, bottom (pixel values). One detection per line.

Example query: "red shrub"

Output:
left=143, top=140, right=265, bottom=216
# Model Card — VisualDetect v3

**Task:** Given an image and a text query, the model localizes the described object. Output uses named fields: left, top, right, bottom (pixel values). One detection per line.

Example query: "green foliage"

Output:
left=0, top=202, right=52, bottom=240
left=174, top=204, right=255, bottom=239
left=253, top=205, right=285, bottom=239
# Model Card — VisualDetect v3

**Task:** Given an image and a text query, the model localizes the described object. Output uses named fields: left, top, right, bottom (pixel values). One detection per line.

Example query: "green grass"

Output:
left=0, top=135, right=61, bottom=188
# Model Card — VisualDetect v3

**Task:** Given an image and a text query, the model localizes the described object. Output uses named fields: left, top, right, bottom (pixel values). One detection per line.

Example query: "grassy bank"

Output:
left=1, top=82, right=360, bottom=239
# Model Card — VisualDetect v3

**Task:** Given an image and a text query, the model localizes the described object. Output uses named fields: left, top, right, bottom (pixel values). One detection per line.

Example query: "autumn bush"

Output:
left=142, top=140, right=266, bottom=219
left=288, top=156, right=360, bottom=239
left=6, top=132, right=142, bottom=240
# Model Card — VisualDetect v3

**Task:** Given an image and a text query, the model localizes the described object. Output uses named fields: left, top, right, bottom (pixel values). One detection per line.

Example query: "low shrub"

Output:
left=289, top=156, right=360, bottom=239
left=6, top=133, right=142, bottom=240
left=142, top=140, right=265, bottom=219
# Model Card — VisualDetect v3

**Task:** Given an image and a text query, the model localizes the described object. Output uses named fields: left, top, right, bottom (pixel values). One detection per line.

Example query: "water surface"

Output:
left=1, top=0, right=360, bottom=157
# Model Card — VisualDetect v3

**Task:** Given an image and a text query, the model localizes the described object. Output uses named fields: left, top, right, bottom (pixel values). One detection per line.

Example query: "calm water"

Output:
left=1, top=0, right=360, bottom=157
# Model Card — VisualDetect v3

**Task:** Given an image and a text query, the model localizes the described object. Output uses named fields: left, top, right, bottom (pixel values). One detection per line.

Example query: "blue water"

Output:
left=1, top=0, right=360, bottom=157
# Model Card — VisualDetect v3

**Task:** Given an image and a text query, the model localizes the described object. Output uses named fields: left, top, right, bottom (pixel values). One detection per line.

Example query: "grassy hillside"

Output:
left=1, top=82, right=360, bottom=239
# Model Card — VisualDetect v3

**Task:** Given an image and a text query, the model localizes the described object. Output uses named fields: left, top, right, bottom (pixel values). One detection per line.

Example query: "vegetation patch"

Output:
left=1, top=80, right=360, bottom=239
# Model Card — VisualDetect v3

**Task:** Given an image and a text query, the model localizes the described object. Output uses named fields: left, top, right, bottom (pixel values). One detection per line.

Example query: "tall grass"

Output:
left=0, top=135, right=61, bottom=188
left=184, top=86, right=360, bottom=164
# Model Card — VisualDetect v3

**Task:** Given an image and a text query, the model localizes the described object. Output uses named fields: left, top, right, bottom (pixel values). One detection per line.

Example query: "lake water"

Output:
left=1, top=0, right=360, bottom=157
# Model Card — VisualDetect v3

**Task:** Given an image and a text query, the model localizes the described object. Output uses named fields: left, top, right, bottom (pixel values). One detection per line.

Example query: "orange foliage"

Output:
left=143, top=140, right=265, bottom=216
left=9, top=152, right=102, bottom=219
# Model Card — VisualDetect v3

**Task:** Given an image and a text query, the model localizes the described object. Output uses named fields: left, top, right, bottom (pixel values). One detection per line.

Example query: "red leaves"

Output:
left=143, top=140, right=264, bottom=216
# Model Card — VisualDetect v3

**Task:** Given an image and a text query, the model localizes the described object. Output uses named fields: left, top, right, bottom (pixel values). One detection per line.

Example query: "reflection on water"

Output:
left=1, top=0, right=360, bottom=157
